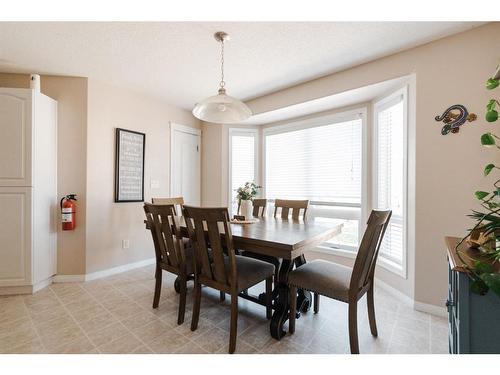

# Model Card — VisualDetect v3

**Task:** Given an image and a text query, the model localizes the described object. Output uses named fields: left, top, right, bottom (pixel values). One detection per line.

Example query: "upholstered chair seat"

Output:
left=288, top=259, right=351, bottom=303
left=225, top=255, right=275, bottom=291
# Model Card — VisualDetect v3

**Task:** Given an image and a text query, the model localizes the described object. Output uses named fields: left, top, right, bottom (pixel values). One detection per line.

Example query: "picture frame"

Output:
left=114, top=128, right=146, bottom=202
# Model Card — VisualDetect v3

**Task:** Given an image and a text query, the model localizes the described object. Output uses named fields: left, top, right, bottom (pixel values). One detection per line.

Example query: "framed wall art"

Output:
left=115, top=128, right=145, bottom=202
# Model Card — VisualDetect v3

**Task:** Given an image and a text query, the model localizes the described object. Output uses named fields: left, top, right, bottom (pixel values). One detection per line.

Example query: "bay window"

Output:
left=228, top=86, right=409, bottom=276
left=229, top=129, right=258, bottom=215
left=264, top=110, right=365, bottom=250
left=373, top=87, right=408, bottom=275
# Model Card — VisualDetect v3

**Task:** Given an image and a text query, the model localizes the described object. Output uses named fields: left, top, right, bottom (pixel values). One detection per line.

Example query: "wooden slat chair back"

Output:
left=236, top=198, right=267, bottom=218
left=144, top=203, right=184, bottom=271
left=143, top=203, right=189, bottom=324
left=182, top=206, right=236, bottom=293
left=273, top=199, right=309, bottom=220
left=152, top=196, right=184, bottom=216
left=350, top=210, right=392, bottom=294
left=252, top=198, right=267, bottom=217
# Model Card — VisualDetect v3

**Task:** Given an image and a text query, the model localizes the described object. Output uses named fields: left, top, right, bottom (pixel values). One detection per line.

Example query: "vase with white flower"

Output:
left=235, top=182, right=261, bottom=220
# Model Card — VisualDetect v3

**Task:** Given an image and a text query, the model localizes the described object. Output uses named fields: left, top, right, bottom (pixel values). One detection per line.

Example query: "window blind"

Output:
left=375, top=98, right=405, bottom=266
left=230, top=133, right=256, bottom=205
left=265, top=119, right=362, bottom=204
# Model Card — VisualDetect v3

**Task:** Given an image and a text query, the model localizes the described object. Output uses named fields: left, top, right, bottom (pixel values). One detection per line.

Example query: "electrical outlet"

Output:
left=122, top=239, right=130, bottom=249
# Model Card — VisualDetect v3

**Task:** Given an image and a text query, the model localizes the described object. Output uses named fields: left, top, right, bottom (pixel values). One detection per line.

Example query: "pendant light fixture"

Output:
left=192, top=31, right=252, bottom=124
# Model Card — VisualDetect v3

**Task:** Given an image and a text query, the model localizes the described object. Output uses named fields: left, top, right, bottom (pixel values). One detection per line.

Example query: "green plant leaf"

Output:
left=471, top=279, right=489, bottom=295
left=474, top=260, right=493, bottom=274
left=475, top=191, right=490, bottom=200
left=486, top=110, right=499, bottom=123
left=486, top=78, right=500, bottom=90
left=486, top=99, right=497, bottom=111
left=484, top=164, right=496, bottom=176
left=480, top=273, right=500, bottom=297
left=481, top=133, right=496, bottom=146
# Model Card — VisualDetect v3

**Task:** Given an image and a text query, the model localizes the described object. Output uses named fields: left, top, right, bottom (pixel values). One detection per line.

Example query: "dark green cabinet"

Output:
left=446, top=237, right=500, bottom=354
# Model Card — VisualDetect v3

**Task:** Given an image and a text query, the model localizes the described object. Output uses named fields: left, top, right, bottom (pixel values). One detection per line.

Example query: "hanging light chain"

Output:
left=219, top=37, right=225, bottom=89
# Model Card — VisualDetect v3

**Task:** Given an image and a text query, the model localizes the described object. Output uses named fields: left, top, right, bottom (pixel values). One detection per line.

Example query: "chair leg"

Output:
left=177, top=276, right=187, bottom=325
left=367, top=286, right=378, bottom=337
left=265, top=277, right=273, bottom=320
left=152, top=266, right=162, bottom=308
left=191, top=278, right=202, bottom=331
left=229, top=294, right=238, bottom=354
left=220, top=291, right=226, bottom=302
left=289, top=286, right=297, bottom=334
left=314, top=293, right=320, bottom=314
left=348, top=301, right=359, bottom=354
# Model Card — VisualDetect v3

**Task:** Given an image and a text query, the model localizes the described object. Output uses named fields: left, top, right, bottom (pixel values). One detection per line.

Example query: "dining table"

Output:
left=146, top=215, right=343, bottom=340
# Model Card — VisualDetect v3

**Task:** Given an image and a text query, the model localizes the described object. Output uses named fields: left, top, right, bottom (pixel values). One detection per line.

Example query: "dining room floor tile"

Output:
left=0, top=265, right=448, bottom=354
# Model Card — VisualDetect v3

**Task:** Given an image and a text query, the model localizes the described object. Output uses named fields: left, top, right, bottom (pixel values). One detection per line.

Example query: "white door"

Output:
left=0, top=187, right=32, bottom=286
left=170, top=123, right=201, bottom=206
left=0, top=89, right=33, bottom=187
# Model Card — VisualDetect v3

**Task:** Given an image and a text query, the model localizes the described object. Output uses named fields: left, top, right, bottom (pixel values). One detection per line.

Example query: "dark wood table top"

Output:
left=147, top=216, right=343, bottom=260
left=216, top=217, right=343, bottom=259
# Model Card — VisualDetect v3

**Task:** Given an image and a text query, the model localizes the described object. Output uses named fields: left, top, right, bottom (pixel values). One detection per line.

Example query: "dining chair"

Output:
left=237, top=198, right=267, bottom=217
left=183, top=205, right=275, bottom=354
left=243, top=199, right=310, bottom=284
left=151, top=196, right=196, bottom=294
left=273, top=199, right=309, bottom=220
left=152, top=196, right=184, bottom=215
left=143, top=203, right=192, bottom=325
left=287, top=209, right=392, bottom=354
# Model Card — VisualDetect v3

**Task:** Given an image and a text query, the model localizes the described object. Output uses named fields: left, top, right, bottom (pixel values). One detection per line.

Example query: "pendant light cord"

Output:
left=220, top=38, right=225, bottom=89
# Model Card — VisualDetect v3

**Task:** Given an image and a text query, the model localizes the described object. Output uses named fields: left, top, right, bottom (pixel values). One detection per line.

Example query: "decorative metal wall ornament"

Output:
left=435, top=104, right=477, bottom=135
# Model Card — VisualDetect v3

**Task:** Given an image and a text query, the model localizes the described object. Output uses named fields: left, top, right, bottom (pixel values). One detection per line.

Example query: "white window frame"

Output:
left=263, top=108, right=368, bottom=253
left=372, top=86, right=409, bottom=278
left=228, top=128, right=259, bottom=211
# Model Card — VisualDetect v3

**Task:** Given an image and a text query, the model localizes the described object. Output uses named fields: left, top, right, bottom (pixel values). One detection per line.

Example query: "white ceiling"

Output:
left=0, top=22, right=484, bottom=111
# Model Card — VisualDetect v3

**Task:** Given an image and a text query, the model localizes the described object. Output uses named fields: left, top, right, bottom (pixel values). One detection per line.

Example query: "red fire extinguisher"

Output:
left=60, top=194, right=77, bottom=231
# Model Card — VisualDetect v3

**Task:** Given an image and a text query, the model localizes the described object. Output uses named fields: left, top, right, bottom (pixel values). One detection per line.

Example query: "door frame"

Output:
left=169, top=122, right=201, bottom=204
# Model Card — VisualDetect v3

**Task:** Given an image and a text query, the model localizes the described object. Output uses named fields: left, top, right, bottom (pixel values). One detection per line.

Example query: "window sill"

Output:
left=311, top=245, right=357, bottom=259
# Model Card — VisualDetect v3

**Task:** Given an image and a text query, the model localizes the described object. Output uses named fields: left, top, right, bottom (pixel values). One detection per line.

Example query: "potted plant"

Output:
left=235, top=182, right=261, bottom=220
left=455, top=67, right=500, bottom=297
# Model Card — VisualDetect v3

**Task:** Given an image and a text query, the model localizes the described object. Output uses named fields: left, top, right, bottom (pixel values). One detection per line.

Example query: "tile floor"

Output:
left=0, top=265, right=449, bottom=354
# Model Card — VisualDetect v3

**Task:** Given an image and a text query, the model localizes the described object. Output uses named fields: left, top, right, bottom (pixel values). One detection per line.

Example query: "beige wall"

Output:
left=201, top=123, right=224, bottom=206
left=201, top=23, right=500, bottom=308
left=0, top=74, right=200, bottom=276
left=0, top=73, right=88, bottom=276
left=86, top=80, right=200, bottom=273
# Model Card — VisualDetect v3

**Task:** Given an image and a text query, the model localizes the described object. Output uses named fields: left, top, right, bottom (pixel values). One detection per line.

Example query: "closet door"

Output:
left=0, top=187, right=32, bottom=286
left=0, top=89, right=33, bottom=187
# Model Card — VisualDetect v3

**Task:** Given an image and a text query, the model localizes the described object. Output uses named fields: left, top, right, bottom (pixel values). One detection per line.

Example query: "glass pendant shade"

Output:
left=193, top=88, right=252, bottom=124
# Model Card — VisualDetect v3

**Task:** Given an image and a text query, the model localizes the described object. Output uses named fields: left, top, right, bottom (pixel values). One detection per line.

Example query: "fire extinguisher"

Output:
left=60, top=194, right=77, bottom=231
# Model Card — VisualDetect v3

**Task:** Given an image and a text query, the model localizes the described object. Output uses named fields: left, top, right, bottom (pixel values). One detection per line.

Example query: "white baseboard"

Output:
left=375, top=278, right=447, bottom=318
left=0, top=276, right=53, bottom=295
left=0, top=284, right=33, bottom=296
left=375, top=278, right=414, bottom=306
left=2, top=258, right=156, bottom=295
left=414, top=300, right=447, bottom=318
left=53, top=258, right=155, bottom=283
left=52, top=274, right=86, bottom=283
left=32, top=277, right=53, bottom=292
left=84, top=258, right=155, bottom=281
